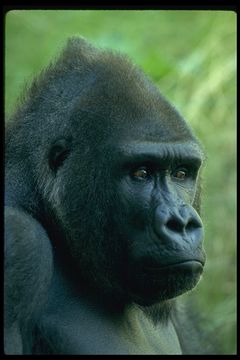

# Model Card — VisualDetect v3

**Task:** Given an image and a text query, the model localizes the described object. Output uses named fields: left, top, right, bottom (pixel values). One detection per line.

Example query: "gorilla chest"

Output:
left=36, top=301, right=182, bottom=355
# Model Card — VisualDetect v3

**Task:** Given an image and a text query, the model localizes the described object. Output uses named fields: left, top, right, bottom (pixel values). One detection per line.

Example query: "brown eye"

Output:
left=132, top=167, right=149, bottom=180
left=173, top=169, right=187, bottom=180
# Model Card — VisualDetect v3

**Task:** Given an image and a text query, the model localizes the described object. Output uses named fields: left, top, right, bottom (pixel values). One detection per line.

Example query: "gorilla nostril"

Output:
left=166, top=218, right=184, bottom=233
left=186, top=218, right=202, bottom=232
left=166, top=217, right=201, bottom=234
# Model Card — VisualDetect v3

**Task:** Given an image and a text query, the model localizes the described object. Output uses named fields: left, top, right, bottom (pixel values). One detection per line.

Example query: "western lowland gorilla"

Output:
left=5, top=37, right=212, bottom=354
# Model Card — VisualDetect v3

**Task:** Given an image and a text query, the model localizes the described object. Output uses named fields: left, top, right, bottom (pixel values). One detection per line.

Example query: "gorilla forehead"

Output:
left=73, top=93, right=196, bottom=147
left=70, top=76, right=195, bottom=146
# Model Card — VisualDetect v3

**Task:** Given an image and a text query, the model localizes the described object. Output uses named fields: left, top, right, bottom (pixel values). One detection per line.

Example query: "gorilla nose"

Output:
left=166, top=212, right=201, bottom=234
left=154, top=205, right=203, bottom=239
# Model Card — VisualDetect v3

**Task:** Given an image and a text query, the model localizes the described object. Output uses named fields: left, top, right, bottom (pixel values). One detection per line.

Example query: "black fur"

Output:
left=5, top=38, right=211, bottom=354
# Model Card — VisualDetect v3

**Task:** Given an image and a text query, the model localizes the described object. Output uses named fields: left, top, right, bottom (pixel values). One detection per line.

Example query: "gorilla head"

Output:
left=7, top=38, right=205, bottom=316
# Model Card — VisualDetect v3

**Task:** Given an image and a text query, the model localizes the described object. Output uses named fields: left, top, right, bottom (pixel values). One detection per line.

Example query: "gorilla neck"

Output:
left=53, top=250, right=175, bottom=326
left=139, top=300, right=175, bottom=326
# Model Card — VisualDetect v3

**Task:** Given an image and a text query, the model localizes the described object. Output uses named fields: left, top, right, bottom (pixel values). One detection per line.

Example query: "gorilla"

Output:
left=5, top=37, right=208, bottom=354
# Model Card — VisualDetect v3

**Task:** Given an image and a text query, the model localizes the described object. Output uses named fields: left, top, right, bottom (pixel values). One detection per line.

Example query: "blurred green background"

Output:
left=5, top=10, right=236, bottom=354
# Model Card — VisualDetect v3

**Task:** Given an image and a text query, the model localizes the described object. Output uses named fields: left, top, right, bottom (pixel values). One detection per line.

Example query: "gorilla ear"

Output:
left=48, top=138, right=71, bottom=172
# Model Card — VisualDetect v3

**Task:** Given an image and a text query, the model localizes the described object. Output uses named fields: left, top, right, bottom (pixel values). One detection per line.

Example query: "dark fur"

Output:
left=5, top=38, right=212, bottom=354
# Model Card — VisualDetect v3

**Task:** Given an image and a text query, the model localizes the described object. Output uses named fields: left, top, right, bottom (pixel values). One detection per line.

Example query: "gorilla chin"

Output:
left=128, top=260, right=204, bottom=307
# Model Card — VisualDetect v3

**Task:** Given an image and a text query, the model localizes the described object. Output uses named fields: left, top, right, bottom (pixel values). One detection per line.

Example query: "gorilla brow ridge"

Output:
left=115, top=142, right=204, bottom=168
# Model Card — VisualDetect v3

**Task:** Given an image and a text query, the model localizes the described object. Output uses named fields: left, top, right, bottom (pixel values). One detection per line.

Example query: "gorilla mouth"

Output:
left=127, top=260, right=204, bottom=306
left=143, top=260, right=204, bottom=275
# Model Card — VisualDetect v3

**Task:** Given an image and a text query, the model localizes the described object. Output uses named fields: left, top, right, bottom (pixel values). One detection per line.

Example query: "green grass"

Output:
left=5, top=10, right=236, bottom=354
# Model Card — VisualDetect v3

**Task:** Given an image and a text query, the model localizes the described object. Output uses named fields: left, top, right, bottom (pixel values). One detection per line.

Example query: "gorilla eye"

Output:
left=132, top=167, right=151, bottom=180
left=172, top=169, right=187, bottom=180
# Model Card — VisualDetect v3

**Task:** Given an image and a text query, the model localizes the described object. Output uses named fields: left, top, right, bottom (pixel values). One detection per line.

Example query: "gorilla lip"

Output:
left=143, top=260, right=204, bottom=273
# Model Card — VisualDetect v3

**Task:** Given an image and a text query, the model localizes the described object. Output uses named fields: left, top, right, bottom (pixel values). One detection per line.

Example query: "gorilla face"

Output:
left=107, top=108, right=205, bottom=306
left=40, top=38, right=206, bottom=308
left=47, top=105, right=205, bottom=308
left=116, top=142, right=205, bottom=306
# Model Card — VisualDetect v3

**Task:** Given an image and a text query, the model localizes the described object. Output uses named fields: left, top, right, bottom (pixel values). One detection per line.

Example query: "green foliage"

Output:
left=5, top=10, right=236, bottom=354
